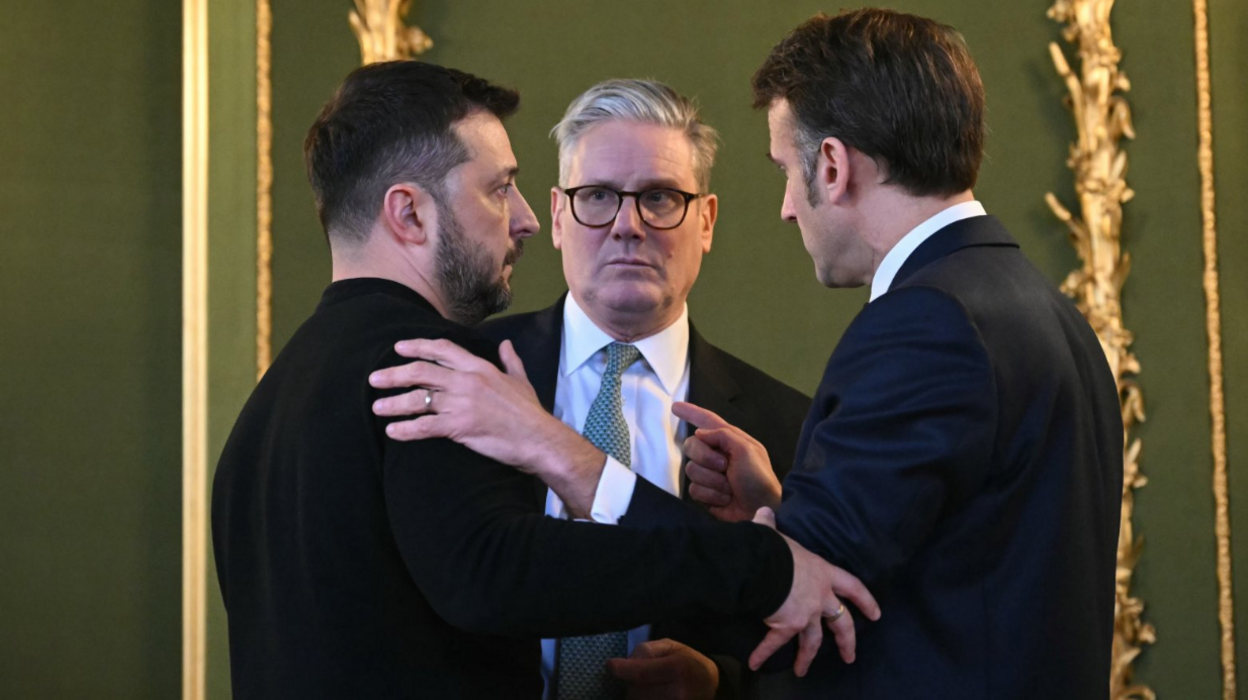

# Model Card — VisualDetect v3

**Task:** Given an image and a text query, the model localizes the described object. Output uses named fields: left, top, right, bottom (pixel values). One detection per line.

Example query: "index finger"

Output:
left=392, top=338, right=495, bottom=373
left=672, top=401, right=731, bottom=430
left=748, top=626, right=797, bottom=671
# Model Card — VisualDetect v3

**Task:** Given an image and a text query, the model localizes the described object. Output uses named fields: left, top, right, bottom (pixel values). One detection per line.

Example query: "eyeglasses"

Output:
left=561, top=185, right=705, bottom=230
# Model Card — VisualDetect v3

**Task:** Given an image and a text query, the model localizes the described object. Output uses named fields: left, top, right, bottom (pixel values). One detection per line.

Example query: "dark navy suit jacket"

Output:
left=764, top=215, right=1122, bottom=699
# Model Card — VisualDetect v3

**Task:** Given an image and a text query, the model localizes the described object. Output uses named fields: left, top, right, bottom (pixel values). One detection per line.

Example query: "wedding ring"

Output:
left=828, top=604, right=846, bottom=622
left=423, top=389, right=434, bottom=410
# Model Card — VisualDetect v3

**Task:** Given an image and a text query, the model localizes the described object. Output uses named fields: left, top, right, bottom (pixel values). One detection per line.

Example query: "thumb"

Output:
left=607, top=656, right=670, bottom=685
left=630, top=638, right=677, bottom=660
left=753, top=506, right=777, bottom=529
left=498, top=340, right=529, bottom=381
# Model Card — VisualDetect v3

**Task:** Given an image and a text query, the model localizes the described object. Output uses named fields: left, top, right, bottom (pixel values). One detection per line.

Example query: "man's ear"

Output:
left=550, top=187, right=565, bottom=250
left=381, top=183, right=435, bottom=246
left=816, top=137, right=852, bottom=204
left=698, top=193, right=718, bottom=254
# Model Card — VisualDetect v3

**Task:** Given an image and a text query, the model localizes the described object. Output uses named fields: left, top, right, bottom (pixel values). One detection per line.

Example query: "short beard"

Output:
left=433, top=196, right=521, bottom=326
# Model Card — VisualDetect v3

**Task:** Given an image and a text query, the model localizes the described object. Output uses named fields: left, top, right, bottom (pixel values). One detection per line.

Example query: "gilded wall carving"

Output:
left=1044, top=2, right=1154, bottom=698
left=350, top=0, right=433, bottom=64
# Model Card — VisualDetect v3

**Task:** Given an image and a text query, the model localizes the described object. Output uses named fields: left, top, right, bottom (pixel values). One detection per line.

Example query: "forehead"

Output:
left=452, top=111, right=517, bottom=169
left=766, top=100, right=795, bottom=153
left=568, top=120, right=697, bottom=187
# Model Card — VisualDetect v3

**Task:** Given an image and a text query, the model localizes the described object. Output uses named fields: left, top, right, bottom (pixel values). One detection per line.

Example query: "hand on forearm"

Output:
left=750, top=508, right=881, bottom=675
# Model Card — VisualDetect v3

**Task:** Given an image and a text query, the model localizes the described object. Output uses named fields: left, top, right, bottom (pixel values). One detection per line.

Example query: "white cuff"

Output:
left=588, top=456, right=637, bottom=525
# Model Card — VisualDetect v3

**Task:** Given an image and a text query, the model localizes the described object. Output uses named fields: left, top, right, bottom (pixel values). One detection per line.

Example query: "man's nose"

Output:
left=780, top=188, right=798, bottom=223
left=610, top=195, right=647, bottom=239
left=510, top=186, right=539, bottom=240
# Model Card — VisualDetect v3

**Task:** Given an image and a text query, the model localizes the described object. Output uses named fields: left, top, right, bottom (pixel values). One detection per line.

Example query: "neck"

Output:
left=572, top=292, right=683, bottom=343
left=330, top=240, right=453, bottom=321
left=861, top=189, right=975, bottom=278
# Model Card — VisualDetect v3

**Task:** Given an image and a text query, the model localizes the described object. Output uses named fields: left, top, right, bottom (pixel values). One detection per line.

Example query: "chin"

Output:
left=595, top=284, right=667, bottom=315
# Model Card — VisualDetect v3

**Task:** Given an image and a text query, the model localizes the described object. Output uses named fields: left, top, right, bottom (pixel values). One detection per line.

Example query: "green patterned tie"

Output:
left=555, top=342, right=641, bottom=700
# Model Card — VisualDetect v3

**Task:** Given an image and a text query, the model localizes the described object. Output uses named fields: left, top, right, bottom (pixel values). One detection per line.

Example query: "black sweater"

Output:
left=212, top=278, right=793, bottom=699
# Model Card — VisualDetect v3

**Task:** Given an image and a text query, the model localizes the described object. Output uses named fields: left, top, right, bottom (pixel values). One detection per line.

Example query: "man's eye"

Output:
left=498, top=183, right=512, bottom=195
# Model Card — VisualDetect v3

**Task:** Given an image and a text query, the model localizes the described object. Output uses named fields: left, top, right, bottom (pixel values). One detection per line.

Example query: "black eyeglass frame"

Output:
left=560, top=185, right=706, bottom=230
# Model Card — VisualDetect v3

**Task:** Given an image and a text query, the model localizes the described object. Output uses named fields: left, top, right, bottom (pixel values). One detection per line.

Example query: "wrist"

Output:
left=534, top=416, right=606, bottom=518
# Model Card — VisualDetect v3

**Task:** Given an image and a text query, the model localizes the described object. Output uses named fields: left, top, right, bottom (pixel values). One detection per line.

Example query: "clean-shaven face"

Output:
left=552, top=120, right=715, bottom=336
left=436, top=111, right=539, bottom=324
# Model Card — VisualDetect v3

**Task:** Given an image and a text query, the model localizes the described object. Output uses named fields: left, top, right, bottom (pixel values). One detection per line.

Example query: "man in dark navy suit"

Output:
left=678, top=9, right=1123, bottom=699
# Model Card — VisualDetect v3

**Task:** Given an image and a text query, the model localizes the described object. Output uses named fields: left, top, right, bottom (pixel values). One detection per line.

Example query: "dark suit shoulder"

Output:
left=479, top=307, right=542, bottom=342
left=688, top=332, right=810, bottom=480
left=478, top=299, right=564, bottom=349
left=700, top=340, right=810, bottom=406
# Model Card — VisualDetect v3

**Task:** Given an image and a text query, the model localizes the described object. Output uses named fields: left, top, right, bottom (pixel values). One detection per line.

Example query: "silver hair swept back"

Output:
left=551, top=79, right=719, bottom=190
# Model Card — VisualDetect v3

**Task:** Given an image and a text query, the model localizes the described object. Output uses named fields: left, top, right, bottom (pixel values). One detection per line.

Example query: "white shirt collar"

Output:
left=561, top=294, right=690, bottom=395
left=869, top=200, right=987, bottom=302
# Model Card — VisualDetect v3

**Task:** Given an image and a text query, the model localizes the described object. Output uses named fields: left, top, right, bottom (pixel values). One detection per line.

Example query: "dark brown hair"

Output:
left=752, top=9, right=985, bottom=201
left=305, top=61, right=519, bottom=243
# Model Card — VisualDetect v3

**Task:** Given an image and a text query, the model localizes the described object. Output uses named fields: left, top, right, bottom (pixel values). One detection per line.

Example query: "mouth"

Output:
left=503, top=240, right=525, bottom=268
left=606, top=257, right=656, bottom=269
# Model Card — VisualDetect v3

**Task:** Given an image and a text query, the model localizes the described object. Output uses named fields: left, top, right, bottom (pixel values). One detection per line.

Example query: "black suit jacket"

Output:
left=211, top=279, right=795, bottom=699
left=765, top=216, right=1122, bottom=698
left=481, top=296, right=810, bottom=698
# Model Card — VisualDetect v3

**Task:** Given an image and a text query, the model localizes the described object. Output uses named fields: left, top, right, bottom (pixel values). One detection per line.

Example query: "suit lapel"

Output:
left=683, top=323, right=744, bottom=501
left=507, top=296, right=565, bottom=414
left=494, top=296, right=565, bottom=507
left=891, top=215, right=1020, bottom=292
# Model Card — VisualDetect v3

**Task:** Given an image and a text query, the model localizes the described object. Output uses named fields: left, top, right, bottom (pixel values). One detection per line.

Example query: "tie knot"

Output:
left=604, top=342, right=641, bottom=377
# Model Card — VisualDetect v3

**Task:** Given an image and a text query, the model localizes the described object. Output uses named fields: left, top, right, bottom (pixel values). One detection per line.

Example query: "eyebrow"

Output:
left=575, top=177, right=690, bottom=191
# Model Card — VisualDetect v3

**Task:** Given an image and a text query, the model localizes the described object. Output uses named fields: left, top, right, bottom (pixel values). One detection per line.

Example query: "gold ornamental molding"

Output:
left=181, top=0, right=209, bottom=697
left=349, top=0, right=434, bottom=64
left=1193, top=0, right=1234, bottom=696
left=257, top=0, right=273, bottom=380
left=1043, top=2, right=1154, bottom=699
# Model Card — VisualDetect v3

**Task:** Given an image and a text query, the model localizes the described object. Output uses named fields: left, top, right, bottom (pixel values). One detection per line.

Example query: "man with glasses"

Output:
left=373, top=79, right=813, bottom=699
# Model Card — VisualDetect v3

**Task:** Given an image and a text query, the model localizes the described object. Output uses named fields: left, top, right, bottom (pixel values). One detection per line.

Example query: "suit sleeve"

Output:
left=777, top=286, right=998, bottom=585
left=374, top=345, right=794, bottom=638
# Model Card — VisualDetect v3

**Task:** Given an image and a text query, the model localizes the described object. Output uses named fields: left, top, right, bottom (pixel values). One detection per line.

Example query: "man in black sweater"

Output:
left=211, top=61, right=875, bottom=699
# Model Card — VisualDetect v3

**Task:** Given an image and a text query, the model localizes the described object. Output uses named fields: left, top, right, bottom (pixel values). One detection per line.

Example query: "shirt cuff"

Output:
left=588, top=456, right=637, bottom=525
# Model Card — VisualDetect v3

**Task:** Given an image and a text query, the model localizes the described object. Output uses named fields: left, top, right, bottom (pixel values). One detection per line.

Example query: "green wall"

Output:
left=1214, top=0, right=1248, bottom=685
left=0, top=1, right=182, bottom=697
left=0, top=0, right=1242, bottom=696
left=261, top=1, right=1245, bottom=698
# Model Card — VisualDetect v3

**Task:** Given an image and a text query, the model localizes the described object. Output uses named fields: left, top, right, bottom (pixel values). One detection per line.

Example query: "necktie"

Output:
left=555, top=342, right=641, bottom=700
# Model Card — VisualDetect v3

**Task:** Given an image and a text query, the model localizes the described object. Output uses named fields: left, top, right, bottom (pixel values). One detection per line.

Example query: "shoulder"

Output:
left=358, top=305, right=501, bottom=373
left=699, top=339, right=810, bottom=405
left=846, top=285, right=979, bottom=347
left=478, top=299, right=563, bottom=344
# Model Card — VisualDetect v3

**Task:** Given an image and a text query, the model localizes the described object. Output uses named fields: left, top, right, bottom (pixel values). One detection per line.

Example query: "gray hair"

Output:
left=551, top=79, right=719, bottom=191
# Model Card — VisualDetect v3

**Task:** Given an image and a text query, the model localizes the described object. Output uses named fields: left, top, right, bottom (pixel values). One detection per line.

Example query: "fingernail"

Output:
left=368, top=372, right=381, bottom=386
left=386, top=423, right=397, bottom=436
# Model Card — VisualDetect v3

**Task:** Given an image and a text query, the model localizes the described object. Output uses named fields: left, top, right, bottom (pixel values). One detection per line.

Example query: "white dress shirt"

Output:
left=869, top=200, right=987, bottom=302
left=540, top=294, right=692, bottom=696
